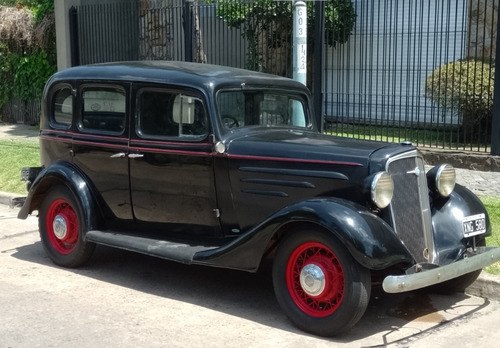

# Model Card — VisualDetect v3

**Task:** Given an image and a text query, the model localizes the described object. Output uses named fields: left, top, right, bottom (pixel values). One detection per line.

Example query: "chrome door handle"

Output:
left=128, top=153, right=144, bottom=159
left=110, top=152, right=126, bottom=158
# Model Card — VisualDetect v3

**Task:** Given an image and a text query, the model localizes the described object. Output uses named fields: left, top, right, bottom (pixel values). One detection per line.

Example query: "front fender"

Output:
left=432, top=183, right=491, bottom=265
left=18, top=161, right=100, bottom=231
left=194, top=198, right=413, bottom=271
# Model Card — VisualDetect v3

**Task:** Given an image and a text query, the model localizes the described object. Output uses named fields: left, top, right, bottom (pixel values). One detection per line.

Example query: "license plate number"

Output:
left=462, top=213, right=486, bottom=237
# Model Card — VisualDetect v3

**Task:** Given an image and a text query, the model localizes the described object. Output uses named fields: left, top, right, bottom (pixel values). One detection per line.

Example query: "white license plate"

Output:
left=462, top=213, right=486, bottom=237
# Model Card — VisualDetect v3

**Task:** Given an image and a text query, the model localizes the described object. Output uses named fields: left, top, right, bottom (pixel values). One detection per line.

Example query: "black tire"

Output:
left=429, top=239, right=486, bottom=294
left=272, top=228, right=371, bottom=337
left=39, top=185, right=95, bottom=268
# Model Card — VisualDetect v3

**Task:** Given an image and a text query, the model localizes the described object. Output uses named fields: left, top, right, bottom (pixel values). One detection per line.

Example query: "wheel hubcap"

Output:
left=46, top=199, right=79, bottom=254
left=52, top=215, right=68, bottom=240
left=286, top=241, right=345, bottom=317
left=300, top=263, right=326, bottom=297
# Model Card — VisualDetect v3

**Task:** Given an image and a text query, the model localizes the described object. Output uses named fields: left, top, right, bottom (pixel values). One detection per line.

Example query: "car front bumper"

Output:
left=383, top=247, right=500, bottom=293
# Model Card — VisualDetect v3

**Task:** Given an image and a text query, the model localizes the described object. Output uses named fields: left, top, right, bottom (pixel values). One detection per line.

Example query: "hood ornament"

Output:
left=406, top=167, right=421, bottom=177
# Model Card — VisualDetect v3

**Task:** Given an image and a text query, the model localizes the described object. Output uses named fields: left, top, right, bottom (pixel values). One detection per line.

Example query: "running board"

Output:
left=86, top=230, right=217, bottom=264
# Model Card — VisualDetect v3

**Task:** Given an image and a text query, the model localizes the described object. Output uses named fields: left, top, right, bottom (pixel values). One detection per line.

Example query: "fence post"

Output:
left=69, top=6, right=80, bottom=67
left=183, top=0, right=193, bottom=62
left=491, top=9, right=500, bottom=156
left=313, top=0, right=324, bottom=132
left=293, top=1, right=307, bottom=86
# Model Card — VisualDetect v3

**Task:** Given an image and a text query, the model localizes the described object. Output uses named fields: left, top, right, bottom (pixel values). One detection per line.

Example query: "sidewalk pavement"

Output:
left=454, top=167, right=500, bottom=197
left=1, top=122, right=500, bottom=301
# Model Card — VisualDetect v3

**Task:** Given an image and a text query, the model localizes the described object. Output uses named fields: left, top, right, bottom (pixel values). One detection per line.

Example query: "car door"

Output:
left=129, top=85, right=221, bottom=238
left=72, top=82, right=132, bottom=223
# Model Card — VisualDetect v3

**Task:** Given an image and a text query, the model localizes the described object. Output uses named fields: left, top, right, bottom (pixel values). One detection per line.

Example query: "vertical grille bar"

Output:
left=387, top=150, right=433, bottom=264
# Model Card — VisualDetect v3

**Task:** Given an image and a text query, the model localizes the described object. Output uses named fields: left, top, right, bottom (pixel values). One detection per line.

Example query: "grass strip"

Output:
left=326, top=123, right=490, bottom=152
left=481, top=196, right=500, bottom=274
left=0, top=139, right=40, bottom=194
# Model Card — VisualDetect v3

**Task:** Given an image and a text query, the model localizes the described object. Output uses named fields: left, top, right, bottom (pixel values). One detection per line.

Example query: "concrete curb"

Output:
left=0, top=191, right=18, bottom=207
left=466, top=272, right=500, bottom=302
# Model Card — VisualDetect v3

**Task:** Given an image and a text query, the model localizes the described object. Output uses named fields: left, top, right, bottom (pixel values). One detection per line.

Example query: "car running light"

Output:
left=371, top=172, right=394, bottom=209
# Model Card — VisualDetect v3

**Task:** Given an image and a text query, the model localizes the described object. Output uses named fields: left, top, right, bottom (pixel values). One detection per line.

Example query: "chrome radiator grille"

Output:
left=386, top=151, right=433, bottom=264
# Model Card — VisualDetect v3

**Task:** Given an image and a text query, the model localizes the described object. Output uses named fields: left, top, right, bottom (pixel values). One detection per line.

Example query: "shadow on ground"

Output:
left=11, top=241, right=489, bottom=345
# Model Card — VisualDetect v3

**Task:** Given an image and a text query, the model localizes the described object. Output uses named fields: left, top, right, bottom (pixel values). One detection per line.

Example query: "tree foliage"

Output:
left=0, top=1, right=55, bottom=118
left=0, top=0, right=53, bottom=19
left=323, top=0, right=357, bottom=47
left=209, top=0, right=356, bottom=71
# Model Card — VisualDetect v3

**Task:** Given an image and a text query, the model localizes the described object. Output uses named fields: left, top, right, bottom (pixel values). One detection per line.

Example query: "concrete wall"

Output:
left=467, top=0, right=499, bottom=59
left=55, top=0, right=81, bottom=71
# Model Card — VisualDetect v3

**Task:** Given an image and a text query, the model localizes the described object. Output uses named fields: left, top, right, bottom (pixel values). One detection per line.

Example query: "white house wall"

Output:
left=325, top=0, right=468, bottom=126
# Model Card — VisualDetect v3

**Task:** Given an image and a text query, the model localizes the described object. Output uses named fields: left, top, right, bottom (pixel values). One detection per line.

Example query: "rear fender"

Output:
left=18, top=161, right=101, bottom=231
left=194, top=198, right=413, bottom=271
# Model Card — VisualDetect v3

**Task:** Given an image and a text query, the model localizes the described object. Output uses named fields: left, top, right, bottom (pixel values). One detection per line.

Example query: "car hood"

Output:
left=223, top=129, right=403, bottom=168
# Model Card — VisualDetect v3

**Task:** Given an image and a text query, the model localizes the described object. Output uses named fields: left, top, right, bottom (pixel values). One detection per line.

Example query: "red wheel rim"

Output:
left=46, top=199, right=79, bottom=254
left=286, top=241, right=345, bottom=317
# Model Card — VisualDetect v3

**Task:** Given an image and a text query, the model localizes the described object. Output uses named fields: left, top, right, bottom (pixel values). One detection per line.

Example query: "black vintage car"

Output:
left=19, top=61, right=500, bottom=336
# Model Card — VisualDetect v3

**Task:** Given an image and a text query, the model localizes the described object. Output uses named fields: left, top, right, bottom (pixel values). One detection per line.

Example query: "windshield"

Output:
left=217, top=90, right=309, bottom=131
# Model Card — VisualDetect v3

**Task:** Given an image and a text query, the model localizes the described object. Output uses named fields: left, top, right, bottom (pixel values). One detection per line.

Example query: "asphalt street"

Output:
left=1, top=203, right=500, bottom=347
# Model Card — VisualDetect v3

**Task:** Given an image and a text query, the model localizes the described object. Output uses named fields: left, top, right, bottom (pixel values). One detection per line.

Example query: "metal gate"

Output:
left=70, top=0, right=499, bottom=153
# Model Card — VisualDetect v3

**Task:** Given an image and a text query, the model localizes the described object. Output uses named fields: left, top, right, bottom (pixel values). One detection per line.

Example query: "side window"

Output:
left=137, top=89, right=207, bottom=139
left=51, top=86, right=73, bottom=128
left=80, top=86, right=126, bottom=134
left=217, top=91, right=245, bottom=128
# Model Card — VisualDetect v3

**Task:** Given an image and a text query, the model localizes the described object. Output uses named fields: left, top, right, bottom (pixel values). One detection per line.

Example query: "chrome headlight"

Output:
left=437, top=164, right=456, bottom=196
left=433, top=164, right=456, bottom=197
left=371, top=172, right=394, bottom=209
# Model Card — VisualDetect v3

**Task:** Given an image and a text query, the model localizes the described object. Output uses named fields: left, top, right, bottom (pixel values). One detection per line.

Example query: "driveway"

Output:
left=0, top=122, right=38, bottom=141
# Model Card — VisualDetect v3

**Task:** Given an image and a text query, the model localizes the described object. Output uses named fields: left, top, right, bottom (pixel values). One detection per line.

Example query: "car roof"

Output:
left=49, top=61, right=309, bottom=94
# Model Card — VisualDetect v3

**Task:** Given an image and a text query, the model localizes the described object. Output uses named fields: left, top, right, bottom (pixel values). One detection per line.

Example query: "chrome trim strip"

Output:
left=382, top=247, right=500, bottom=293
left=240, top=167, right=349, bottom=180
left=241, top=178, right=316, bottom=188
left=228, top=154, right=363, bottom=167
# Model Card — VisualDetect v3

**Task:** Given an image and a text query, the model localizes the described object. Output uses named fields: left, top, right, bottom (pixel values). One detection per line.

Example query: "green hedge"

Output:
left=0, top=1, right=56, bottom=117
left=425, top=59, right=494, bottom=125
left=0, top=43, right=12, bottom=109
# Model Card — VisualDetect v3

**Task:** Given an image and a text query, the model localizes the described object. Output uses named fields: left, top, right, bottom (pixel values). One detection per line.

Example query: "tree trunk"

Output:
left=192, top=0, right=207, bottom=63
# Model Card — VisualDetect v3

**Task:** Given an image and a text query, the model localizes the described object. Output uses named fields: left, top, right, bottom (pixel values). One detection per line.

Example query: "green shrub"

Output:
left=0, top=0, right=54, bottom=21
left=12, top=51, right=55, bottom=101
left=0, top=1, right=56, bottom=121
left=425, top=59, right=494, bottom=125
left=0, top=42, right=13, bottom=110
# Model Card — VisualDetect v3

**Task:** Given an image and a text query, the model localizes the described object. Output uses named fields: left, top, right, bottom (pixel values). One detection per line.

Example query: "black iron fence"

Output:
left=324, top=0, right=497, bottom=153
left=71, top=0, right=499, bottom=154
